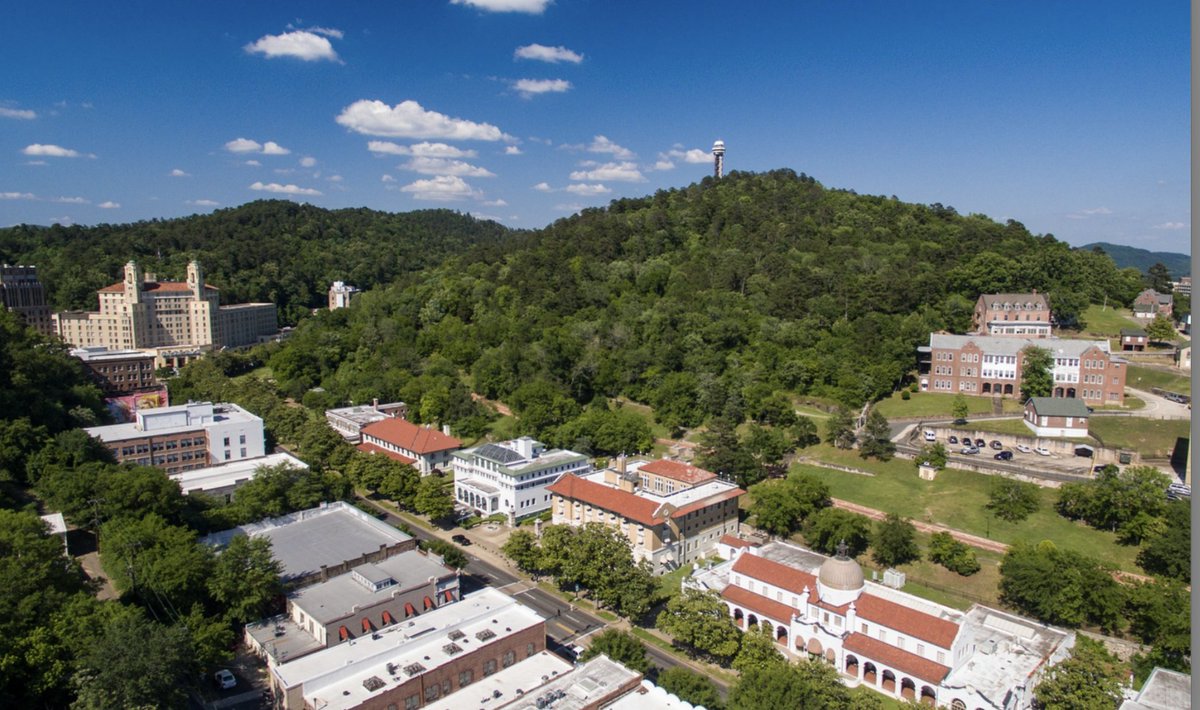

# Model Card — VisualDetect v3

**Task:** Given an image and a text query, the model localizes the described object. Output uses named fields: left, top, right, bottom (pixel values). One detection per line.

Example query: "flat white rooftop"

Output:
left=496, top=654, right=643, bottom=710
left=201, top=501, right=412, bottom=582
left=291, top=550, right=456, bottom=625
left=286, top=588, right=544, bottom=710
left=579, top=470, right=740, bottom=510
left=71, top=346, right=155, bottom=362
left=85, top=401, right=260, bottom=442
left=171, top=452, right=307, bottom=495
left=427, top=651, right=572, bottom=709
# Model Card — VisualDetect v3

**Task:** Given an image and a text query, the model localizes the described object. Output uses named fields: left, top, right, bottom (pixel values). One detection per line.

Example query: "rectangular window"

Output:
left=484, top=659, right=497, bottom=676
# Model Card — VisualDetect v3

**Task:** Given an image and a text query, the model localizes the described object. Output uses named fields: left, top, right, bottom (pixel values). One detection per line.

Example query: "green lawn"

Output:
left=656, top=565, right=693, bottom=600
left=614, top=397, right=673, bottom=440
left=1125, top=365, right=1191, bottom=396
left=1089, top=417, right=1190, bottom=459
left=874, top=391, right=1022, bottom=419
left=792, top=461, right=1142, bottom=573
left=1077, top=304, right=1140, bottom=337
left=964, top=418, right=1090, bottom=440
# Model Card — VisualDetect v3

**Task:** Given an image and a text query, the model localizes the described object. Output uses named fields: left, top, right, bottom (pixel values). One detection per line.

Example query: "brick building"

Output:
left=920, top=333, right=1126, bottom=406
left=1132, top=288, right=1174, bottom=320
left=85, top=401, right=265, bottom=474
left=971, top=292, right=1052, bottom=338
left=359, top=418, right=462, bottom=475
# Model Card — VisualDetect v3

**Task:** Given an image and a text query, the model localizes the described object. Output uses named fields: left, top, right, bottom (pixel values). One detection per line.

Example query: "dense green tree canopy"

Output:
left=871, top=513, right=920, bottom=568
left=579, top=629, right=649, bottom=673
left=803, top=507, right=871, bottom=557
left=1033, top=636, right=1124, bottom=710
left=749, top=471, right=831, bottom=537
left=999, top=541, right=1125, bottom=632
left=655, top=588, right=741, bottom=663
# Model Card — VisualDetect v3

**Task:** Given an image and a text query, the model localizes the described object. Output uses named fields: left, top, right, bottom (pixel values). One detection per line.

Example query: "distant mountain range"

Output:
left=1079, top=242, right=1190, bottom=278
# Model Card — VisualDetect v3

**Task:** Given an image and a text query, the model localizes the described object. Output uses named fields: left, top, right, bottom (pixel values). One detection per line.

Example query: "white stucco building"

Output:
left=452, top=437, right=590, bottom=520
left=689, top=540, right=1075, bottom=709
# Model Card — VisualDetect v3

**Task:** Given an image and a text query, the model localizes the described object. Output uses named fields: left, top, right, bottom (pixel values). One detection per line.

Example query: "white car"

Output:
left=1015, top=444, right=1032, bottom=454
left=1034, top=446, right=1051, bottom=456
left=923, top=430, right=936, bottom=442
left=214, top=669, right=236, bottom=690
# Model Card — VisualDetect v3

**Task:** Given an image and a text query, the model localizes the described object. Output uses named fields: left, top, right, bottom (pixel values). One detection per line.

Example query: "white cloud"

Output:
left=187, top=199, right=220, bottom=207
left=381, top=174, right=396, bottom=182
left=1066, top=207, right=1113, bottom=220
left=663, top=147, right=711, bottom=164
left=514, top=78, right=572, bottom=97
left=565, top=183, right=611, bottom=196
left=1153, top=222, right=1187, bottom=230
left=1, top=192, right=36, bottom=200
left=532, top=182, right=553, bottom=192
left=553, top=203, right=583, bottom=213
left=249, top=181, right=322, bottom=196
left=53, top=196, right=89, bottom=204
left=505, top=146, right=523, bottom=155
left=588, top=135, right=635, bottom=159
left=301, top=25, right=344, bottom=39
left=569, top=161, right=646, bottom=182
left=483, top=198, right=508, bottom=207
left=328, top=175, right=343, bottom=182
left=169, top=168, right=190, bottom=177
left=451, top=0, right=552, bottom=14
left=401, top=157, right=495, bottom=177
left=399, top=175, right=480, bottom=201
left=368, top=140, right=478, bottom=158
left=225, top=138, right=290, bottom=155
left=23, top=161, right=47, bottom=166
left=21, top=143, right=92, bottom=158
left=652, top=159, right=674, bottom=171
left=300, top=156, right=317, bottom=167
left=336, top=99, right=507, bottom=141
left=98, top=201, right=120, bottom=209
left=273, top=168, right=295, bottom=175
left=244, top=160, right=262, bottom=167
left=0, top=107, right=37, bottom=120
left=245, top=30, right=339, bottom=62
left=514, top=43, right=583, bottom=64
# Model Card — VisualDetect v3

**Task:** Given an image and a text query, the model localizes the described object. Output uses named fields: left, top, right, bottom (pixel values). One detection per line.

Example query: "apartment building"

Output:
left=547, top=458, right=744, bottom=573
left=85, top=401, right=265, bottom=474
left=689, top=540, right=1075, bottom=709
left=971, top=292, right=1052, bottom=338
left=329, top=280, right=360, bottom=310
left=453, top=437, right=590, bottom=519
left=54, top=261, right=277, bottom=358
left=0, top=264, right=54, bottom=335
left=920, top=333, right=1126, bottom=406
left=359, top=418, right=462, bottom=474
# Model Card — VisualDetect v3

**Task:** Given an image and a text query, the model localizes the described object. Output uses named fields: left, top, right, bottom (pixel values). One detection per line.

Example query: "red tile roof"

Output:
left=721, top=584, right=794, bottom=626
left=720, top=534, right=758, bottom=549
left=732, top=552, right=959, bottom=648
left=356, top=442, right=416, bottom=465
left=639, top=459, right=717, bottom=485
left=843, top=633, right=951, bottom=684
left=731, top=551, right=817, bottom=596
left=361, top=419, right=462, bottom=454
left=670, top=487, right=745, bottom=519
left=546, top=474, right=665, bottom=527
left=98, top=281, right=218, bottom=293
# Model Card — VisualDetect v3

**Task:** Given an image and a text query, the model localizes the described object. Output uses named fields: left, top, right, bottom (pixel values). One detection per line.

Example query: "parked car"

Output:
left=989, top=440, right=1003, bottom=450
left=948, top=435, right=959, bottom=445
left=1093, top=464, right=1115, bottom=473
left=923, top=430, right=936, bottom=442
left=213, top=669, right=237, bottom=690
left=961, top=446, right=980, bottom=455
left=451, top=534, right=472, bottom=546
left=1035, top=446, right=1051, bottom=456
left=1015, top=444, right=1032, bottom=453
left=974, top=438, right=987, bottom=448
left=994, top=451, right=1014, bottom=461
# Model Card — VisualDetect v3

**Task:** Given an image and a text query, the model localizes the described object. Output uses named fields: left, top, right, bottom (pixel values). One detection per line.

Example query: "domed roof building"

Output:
left=816, top=541, right=865, bottom=607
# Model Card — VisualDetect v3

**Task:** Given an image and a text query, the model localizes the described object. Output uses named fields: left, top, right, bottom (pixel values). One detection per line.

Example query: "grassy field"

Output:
left=1089, top=417, right=1190, bottom=458
left=964, top=418, right=1090, bottom=440
left=1076, top=304, right=1140, bottom=337
left=791, top=460, right=1142, bottom=572
left=1125, top=364, right=1191, bottom=395
left=874, top=391, right=1022, bottom=419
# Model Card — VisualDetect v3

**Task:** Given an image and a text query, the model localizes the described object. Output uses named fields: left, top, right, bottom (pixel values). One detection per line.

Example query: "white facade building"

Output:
left=453, top=437, right=590, bottom=520
left=85, top=401, right=266, bottom=472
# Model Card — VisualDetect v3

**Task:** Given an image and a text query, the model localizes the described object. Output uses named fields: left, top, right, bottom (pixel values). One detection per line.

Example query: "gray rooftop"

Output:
left=929, top=333, right=1112, bottom=358
left=498, top=654, right=644, bottom=710
left=201, top=501, right=412, bottom=582
left=1120, top=667, right=1192, bottom=710
left=291, top=551, right=457, bottom=624
left=944, top=606, right=1075, bottom=707
left=475, top=442, right=526, bottom=464
left=1121, top=328, right=1148, bottom=337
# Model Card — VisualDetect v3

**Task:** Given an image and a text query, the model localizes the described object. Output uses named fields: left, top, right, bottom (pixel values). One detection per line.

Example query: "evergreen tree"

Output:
left=857, top=408, right=895, bottom=461
left=825, top=407, right=856, bottom=450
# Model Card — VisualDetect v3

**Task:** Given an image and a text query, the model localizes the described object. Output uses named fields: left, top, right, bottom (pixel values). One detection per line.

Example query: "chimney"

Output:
left=372, top=398, right=379, bottom=411
left=616, top=455, right=626, bottom=474
left=442, top=424, right=451, bottom=436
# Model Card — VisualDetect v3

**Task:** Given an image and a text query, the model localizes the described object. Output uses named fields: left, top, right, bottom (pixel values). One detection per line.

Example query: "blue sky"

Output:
left=1, top=1, right=1190, bottom=254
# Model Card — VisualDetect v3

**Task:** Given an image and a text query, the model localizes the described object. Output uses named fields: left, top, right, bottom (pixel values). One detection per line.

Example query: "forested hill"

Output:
left=1079, top=242, right=1190, bottom=278
left=0, top=201, right=513, bottom=324
left=268, top=169, right=1147, bottom=422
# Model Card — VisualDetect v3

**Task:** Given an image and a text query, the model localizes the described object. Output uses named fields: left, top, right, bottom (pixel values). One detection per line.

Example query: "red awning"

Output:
left=338, top=625, right=350, bottom=641
left=443, top=589, right=454, bottom=603
left=424, top=596, right=435, bottom=610
left=382, top=610, right=395, bottom=625
left=361, top=618, right=372, bottom=633
left=404, top=602, right=416, bottom=618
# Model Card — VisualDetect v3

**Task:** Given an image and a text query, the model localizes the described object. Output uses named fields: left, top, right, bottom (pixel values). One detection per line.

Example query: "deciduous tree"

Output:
left=655, top=667, right=723, bottom=710
left=871, top=513, right=919, bottom=568
left=579, top=629, right=649, bottom=673
left=1033, top=636, right=1124, bottom=710
left=986, top=478, right=1040, bottom=522
left=655, top=588, right=741, bottom=663
left=1019, top=346, right=1053, bottom=400
left=802, top=507, right=871, bottom=557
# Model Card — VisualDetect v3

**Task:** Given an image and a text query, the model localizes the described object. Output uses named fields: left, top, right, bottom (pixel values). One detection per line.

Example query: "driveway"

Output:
left=1122, top=387, right=1191, bottom=420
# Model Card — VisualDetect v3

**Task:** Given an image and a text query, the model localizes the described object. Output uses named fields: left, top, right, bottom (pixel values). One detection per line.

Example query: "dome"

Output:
left=818, top=556, right=864, bottom=591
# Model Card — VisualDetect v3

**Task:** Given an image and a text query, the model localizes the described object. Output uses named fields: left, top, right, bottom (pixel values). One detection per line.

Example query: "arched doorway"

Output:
left=1004, top=383, right=1014, bottom=395
left=806, top=638, right=823, bottom=657
left=901, top=677, right=917, bottom=701
left=862, top=662, right=877, bottom=685
left=824, top=648, right=835, bottom=664
left=950, top=700, right=966, bottom=710
left=794, top=635, right=805, bottom=652
left=761, top=619, right=773, bottom=635
left=1067, top=387, right=1076, bottom=398
left=845, top=654, right=859, bottom=677
left=776, top=625, right=788, bottom=645
left=881, top=670, right=896, bottom=693
left=1054, top=386, right=1064, bottom=397
left=747, top=613, right=759, bottom=628
left=920, top=685, right=937, bottom=706
left=733, top=608, right=744, bottom=628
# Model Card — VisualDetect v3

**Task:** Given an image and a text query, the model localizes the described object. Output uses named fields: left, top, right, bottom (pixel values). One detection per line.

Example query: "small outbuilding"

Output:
left=1120, top=328, right=1148, bottom=352
left=1023, top=397, right=1090, bottom=438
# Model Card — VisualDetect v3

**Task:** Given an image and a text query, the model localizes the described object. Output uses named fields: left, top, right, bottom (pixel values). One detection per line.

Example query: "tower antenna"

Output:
left=712, top=140, right=725, bottom=179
